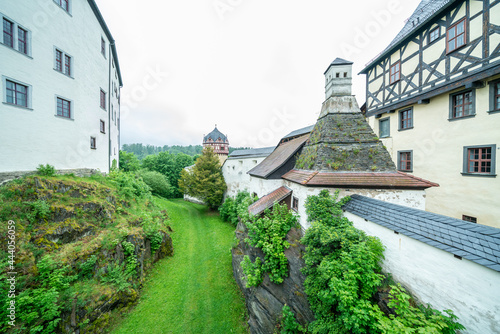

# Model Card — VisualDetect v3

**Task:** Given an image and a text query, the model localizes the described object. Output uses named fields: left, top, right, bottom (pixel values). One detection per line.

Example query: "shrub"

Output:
left=219, top=191, right=256, bottom=226
left=36, top=164, right=56, bottom=177
left=301, top=190, right=464, bottom=334
left=108, top=170, right=151, bottom=199
left=136, top=169, right=172, bottom=198
left=279, top=305, right=306, bottom=334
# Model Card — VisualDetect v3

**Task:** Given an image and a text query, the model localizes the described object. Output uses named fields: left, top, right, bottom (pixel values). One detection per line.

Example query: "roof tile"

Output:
left=248, top=186, right=292, bottom=216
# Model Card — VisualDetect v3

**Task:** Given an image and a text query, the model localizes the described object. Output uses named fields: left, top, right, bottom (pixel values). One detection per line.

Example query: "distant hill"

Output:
left=121, top=143, right=249, bottom=160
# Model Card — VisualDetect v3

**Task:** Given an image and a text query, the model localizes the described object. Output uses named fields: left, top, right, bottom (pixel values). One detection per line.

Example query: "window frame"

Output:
left=292, top=196, right=299, bottom=212
left=428, top=26, right=440, bottom=44
left=6, top=79, right=28, bottom=108
left=449, top=89, right=475, bottom=120
left=397, top=150, right=413, bottom=172
left=53, top=0, right=71, bottom=14
left=446, top=17, right=467, bottom=53
left=101, top=37, right=106, bottom=57
left=389, top=61, right=401, bottom=85
left=399, top=107, right=413, bottom=130
left=3, top=18, right=13, bottom=47
left=100, top=120, right=106, bottom=134
left=54, top=47, right=73, bottom=78
left=462, top=144, right=497, bottom=177
left=90, top=137, right=97, bottom=150
left=1, top=15, right=31, bottom=57
left=462, top=215, right=477, bottom=224
left=488, top=79, right=500, bottom=114
left=55, top=96, right=72, bottom=119
left=2, top=76, right=32, bottom=109
left=100, top=89, right=107, bottom=110
left=379, top=117, right=390, bottom=138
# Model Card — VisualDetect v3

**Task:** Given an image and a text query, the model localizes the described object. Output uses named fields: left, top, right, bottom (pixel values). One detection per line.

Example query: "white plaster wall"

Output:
left=283, top=181, right=426, bottom=230
left=346, top=212, right=500, bottom=334
left=223, top=156, right=269, bottom=197
left=370, top=78, right=500, bottom=228
left=0, top=1, right=119, bottom=173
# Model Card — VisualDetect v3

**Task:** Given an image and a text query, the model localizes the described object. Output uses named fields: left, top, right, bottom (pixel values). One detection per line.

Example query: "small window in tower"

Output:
left=336, top=73, right=340, bottom=78
left=344, top=72, right=347, bottom=78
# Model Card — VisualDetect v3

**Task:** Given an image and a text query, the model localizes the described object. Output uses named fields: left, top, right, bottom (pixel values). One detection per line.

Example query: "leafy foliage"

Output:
left=119, top=150, right=141, bottom=172
left=136, top=169, right=172, bottom=198
left=302, top=190, right=465, bottom=334
left=279, top=305, right=307, bottom=334
left=108, top=170, right=152, bottom=199
left=36, top=164, right=56, bottom=177
left=219, top=191, right=257, bottom=226
left=241, top=203, right=298, bottom=287
left=178, top=147, right=226, bottom=209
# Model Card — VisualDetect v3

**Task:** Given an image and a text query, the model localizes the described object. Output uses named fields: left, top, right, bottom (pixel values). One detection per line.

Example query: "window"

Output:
left=489, top=80, right=500, bottom=113
left=399, top=108, right=413, bottom=130
left=90, top=137, right=96, bottom=150
left=56, top=97, right=71, bottom=118
left=463, top=145, right=496, bottom=176
left=3, top=18, right=13, bottom=47
left=18, top=27, right=27, bottom=54
left=447, top=18, right=466, bottom=53
left=462, top=215, right=477, bottom=223
left=343, top=72, right=347, bottom=78
left=398, top=151, right=412, bottom=172
left=336, top=73, right=340, bottom=78
left=100, top=89, right=106, bottom=110
left=429, top=27, right=440, bottom=44
left=379, top=118, right=390, bottom=138
left=54, top=48, right=72, bottom=76
left=292, top=197, right=299, bottom=212
left=450, top=90, right=474, bottom=119
left=6, top=79, right=28, bottom=107
left=100, top=120, right=105, bottom=133
left=101, top=37, right=106, bottom=57
left=390, top=61, right=400, bottom=84
left=54, top=0, right=69, bottom=12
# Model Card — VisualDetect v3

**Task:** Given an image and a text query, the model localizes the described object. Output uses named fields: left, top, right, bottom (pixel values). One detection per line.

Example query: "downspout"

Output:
left=108, top=42, right=112, bottom=173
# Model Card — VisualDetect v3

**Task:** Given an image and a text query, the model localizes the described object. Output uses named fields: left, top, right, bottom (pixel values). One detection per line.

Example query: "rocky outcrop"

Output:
left=232, top=221, right=314, bottom=334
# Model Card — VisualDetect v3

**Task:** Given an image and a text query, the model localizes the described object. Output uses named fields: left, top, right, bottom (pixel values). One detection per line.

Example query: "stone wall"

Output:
left=0, top=168, right=101, bottom=186
left=232, top=221, right=314, bottom=334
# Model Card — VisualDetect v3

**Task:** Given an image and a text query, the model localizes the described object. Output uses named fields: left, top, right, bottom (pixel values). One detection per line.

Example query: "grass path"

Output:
left=111, top=199, right=248, bottom=334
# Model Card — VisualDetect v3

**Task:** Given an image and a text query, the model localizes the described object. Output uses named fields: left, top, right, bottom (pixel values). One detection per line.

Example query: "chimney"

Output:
left=324, top=58, right=353, bottom=99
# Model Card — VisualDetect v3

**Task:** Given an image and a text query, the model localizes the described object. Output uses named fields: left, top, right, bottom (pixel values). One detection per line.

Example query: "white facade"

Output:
left=0, top=0, right=122, bottom=174
left=347, top=212, right=500, bottom=334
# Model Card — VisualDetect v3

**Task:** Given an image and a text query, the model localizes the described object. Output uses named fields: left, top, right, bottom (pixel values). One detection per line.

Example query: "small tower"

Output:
left=324, top=58, right=353, bottom=99
left=203, top=125, right=229, bottom=165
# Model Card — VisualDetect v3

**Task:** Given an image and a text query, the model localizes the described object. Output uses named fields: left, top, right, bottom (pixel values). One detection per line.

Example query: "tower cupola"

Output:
left=324, top=57, right=353, bottom=98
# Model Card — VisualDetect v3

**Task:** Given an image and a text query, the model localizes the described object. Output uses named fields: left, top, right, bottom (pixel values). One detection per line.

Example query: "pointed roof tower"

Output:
left=284, top=59, right=437, bottom=189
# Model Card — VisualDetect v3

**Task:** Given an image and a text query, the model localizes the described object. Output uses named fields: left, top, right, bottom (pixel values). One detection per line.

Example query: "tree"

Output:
left=178, top=146, right=226, bottom=209
left=119, top=151, right=141, bottom=172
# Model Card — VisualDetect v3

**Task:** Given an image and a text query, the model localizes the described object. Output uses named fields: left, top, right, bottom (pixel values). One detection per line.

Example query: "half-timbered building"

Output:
left=361, top=0, right=500, bottom=228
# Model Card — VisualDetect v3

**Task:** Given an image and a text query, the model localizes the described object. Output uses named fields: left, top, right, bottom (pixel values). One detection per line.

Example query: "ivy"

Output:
left=302, top=190, right=465, bottom=334
left=279, top=305, right=307, bottom=334
left=241, top=203, right=298, bottom=287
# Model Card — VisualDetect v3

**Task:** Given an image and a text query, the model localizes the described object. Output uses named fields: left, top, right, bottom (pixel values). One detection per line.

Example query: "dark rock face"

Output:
left=232, top=221, right=314, bottom=334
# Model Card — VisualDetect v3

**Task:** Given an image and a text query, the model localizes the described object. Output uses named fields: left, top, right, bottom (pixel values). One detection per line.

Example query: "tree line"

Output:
left=122, top=143, right=249, bottom=160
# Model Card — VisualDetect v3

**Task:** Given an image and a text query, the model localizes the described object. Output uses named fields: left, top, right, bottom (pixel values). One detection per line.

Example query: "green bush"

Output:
left=301, top=190, right=465, bottom=334
left=108, top=170, right=151, bottom=199
left=136, top=169, right=172, bottom=198
left=241, top=203, right=298, bottom=286
left=219, top=191, right=256, bottom=226
left=36, top=164, right=56, bottom=177
left=279, top=305, right=306, bottom=334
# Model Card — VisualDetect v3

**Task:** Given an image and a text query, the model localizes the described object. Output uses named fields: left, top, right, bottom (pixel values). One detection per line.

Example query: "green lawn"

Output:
left=111, top=199, right=248, bottom=334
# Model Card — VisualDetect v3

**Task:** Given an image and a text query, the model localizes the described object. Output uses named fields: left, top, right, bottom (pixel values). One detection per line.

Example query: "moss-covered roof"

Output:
left=295, top=111, right=396, bottom=172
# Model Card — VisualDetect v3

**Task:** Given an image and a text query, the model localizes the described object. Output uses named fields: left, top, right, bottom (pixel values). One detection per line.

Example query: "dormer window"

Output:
left=447, top=18, right=466, bottom=53
left=390, top=61, right=400, bottom=85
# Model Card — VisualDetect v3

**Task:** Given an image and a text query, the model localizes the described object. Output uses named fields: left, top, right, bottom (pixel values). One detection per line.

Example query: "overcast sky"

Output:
left=96, top=0, right=421, bottom=149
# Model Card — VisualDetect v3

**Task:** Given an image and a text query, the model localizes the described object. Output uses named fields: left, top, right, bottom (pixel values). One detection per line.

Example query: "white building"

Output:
left=0, top=0, right=122, bottom=175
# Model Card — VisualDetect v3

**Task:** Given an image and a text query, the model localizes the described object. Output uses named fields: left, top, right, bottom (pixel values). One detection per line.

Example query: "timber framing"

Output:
left=362, top=0, right=500, bottom=117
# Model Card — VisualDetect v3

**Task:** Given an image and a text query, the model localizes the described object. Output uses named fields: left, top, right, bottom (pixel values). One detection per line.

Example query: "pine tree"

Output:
left=178, top=146, right=226, bottom=209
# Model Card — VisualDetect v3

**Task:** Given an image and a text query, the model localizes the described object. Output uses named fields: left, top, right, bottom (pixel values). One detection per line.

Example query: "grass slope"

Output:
left=111, top=199, right=248, bottom=334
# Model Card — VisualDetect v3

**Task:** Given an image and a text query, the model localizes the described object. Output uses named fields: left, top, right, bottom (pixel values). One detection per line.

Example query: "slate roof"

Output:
left=282, top=170, right=438, bottom=189
left=361, top=0, right=452, bottom=73
left=203, top=127, right=228, bottom=143
left=324, top=57, right=354, bottom=74
left=248, top=186, right=292, bottom=216
left=248, top=134, right=309, bottom=179
left=228, top=147, right=275, bottom=160
left=281, top=125, right=314, bottom=143
left=343, top=195, right=500, bottom=273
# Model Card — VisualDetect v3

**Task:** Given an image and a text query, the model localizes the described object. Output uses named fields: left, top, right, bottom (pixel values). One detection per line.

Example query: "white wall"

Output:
left=0, top=1, right=120, bottom=173
left=346, top=212, right=500, bottom=334
left=223, top=156, right=269, bottom=197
